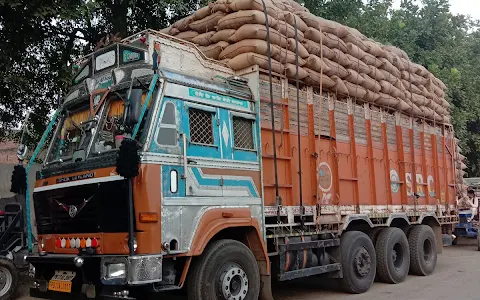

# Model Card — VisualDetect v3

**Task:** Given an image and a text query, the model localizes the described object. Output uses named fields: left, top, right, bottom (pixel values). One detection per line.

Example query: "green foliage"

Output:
left=1, top=0, right=480, bottom=175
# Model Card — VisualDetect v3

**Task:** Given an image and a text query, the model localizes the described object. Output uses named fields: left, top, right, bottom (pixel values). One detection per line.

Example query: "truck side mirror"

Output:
left=125, top=89, right=143, bottom=127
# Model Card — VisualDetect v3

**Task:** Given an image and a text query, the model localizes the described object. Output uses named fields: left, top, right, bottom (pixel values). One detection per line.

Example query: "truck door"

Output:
left=181, top=102, right=222, bottom=196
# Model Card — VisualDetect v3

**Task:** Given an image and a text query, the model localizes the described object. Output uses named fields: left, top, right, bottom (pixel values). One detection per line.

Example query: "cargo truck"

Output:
left=25, top=29, right=459, bottom=300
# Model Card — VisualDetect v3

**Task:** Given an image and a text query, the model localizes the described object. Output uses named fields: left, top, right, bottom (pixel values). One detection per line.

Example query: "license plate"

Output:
left=48, top=271, right=76, bottom=293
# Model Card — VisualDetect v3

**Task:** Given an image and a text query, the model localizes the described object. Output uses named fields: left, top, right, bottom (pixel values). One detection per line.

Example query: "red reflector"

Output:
left=91, top=238, right=99, bottom=248
left=56, top=238, right=61, bottom=248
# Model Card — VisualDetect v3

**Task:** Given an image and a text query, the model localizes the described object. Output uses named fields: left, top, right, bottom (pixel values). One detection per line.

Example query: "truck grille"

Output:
left=34, top=180, right=130, bottom=234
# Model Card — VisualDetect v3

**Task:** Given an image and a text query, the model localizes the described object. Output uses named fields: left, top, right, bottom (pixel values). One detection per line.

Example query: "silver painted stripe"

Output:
left=33, top=175, right=124, bottom=192
left=163, top=197, right=262, bottom=206
left=141, top=152, right=260, bottom=171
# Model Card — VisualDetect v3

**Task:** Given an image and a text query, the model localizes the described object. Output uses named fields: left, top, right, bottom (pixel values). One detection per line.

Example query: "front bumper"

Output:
left=27, top=253, right=162, bottom=299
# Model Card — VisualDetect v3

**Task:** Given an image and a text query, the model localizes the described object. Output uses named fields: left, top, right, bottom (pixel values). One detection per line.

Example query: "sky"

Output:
left=392, top=0, right=480, bottom=20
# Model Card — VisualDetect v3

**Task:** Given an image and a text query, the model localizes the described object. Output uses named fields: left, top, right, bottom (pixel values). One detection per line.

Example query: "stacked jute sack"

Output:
left=160, top=0, right=451, bottom=123
left=456, top=141, right=469, bottom=199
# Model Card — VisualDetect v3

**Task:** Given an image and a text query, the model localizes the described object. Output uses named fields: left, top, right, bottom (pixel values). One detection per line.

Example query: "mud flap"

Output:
left=259, top=274, right=274, bottom=300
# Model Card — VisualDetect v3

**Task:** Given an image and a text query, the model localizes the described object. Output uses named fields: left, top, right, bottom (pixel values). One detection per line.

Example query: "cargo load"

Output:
left=163, top=0, right=452, bottom=125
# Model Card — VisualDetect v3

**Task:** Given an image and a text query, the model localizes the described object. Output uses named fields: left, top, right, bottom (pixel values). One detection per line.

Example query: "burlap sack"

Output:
left=364, top=40, right=387, bottom=58
left=169, top=27, right=181, bottom=35
left=190, top=11, right=226, bottom=33
left=344, top=81, right=367, bottom=99
left=302, top=39, right=336, bottom=60
left=227, top=52, right=284, bottom=73
left=379, top=80, right=404, bottom=99
left=305, top=54, right=331, bottom=74
left=193, top=6, right=212, bottom=21
left=360, top=74, right=381, bottom=92
left=402, top=79, right=422, bottom=94
left=379, top=58, right=401, bottom=78
left=281, top=0, right=309, bottom=13
left=211, top=29, right=237, bottom=43
left=383, top=45, right=409, bottom=61
left=296, top=12, right=349, bottom=37
left=323, top=58, right=349, bottom=78
left=395, top=99, right=411, bottom=112
left=160, top=26, right=172, bottom=34
left=219, top=39, right=278, bottom=59
left=404, top=101, right=423, bottom=116
left=346, top=26, right=367, bottom=40
left=419, top=85, right=432, bottom=100
left=278, top=12, right=308, bottom=32
left=431, top=93, right=443, bottom=106
left=368, top=66, right=386, bottom=82
left=361, top=52, right=382, bottom=68
left=212, top=0, right=231, bottom=13
left=228, top=0, right=280, bottom=18
left=220, top=58, right=231, bottom=64
left=345, top=54, right=370, bottom=74
left=199, top=41, right=230, bottom=59
left=322, top=33, right=348, bottom=53
left=303, top=68, right=335, bottom=88
left=346, top=43, right=365, bottom=59
left=217, top=10, right=276, bottom=29
left=401, top=71, right=425, bottom=86
left=442, top=98, right=450, bottom=109
left=415, top=64, right=429, bottom=77
left=365, top=90, right=380, bottom=103
left=173, top=15, right=195, bottom=32
left=272, top=45, right=306, bottom=65
left=342, top=34, right=369, bottom=52
left=275, top=21, right=305, bottom=41
left=191, top=31, right=216, bottom=46
left=176, top=31, right=199, bottom=42
left=379, top=69, right=397, bottom=84
left=345, top=69, right=364, bottom=86
left=271, top=0, right=288, bottom=11
left=426, top=79, right=445, bottom=98
left=286, top=38, right=310, bottom=58
left=304, top=27, right=324, bottom=43
left=376, top=92, right=400, bottom=107
left=284, top=64, right=308, bottom=79
left=330, top=48, right=350, bottom=68
left=229, top=24, right=287, bottom=47
left=331, top=76, right=348, bottom=95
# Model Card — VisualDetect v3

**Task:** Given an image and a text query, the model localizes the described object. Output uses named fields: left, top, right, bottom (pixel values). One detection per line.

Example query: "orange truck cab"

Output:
left=27, top=30, right=458, bottom=300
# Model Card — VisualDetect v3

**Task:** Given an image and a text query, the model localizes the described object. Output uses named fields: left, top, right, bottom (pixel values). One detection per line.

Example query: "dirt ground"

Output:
left=17, top=238, right=480, bottom=300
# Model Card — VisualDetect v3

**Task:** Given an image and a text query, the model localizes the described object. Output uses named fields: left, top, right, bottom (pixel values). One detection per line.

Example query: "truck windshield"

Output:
left=46, top=103, right=94, bottom=164
left=46, top=89, right=151, bottom=166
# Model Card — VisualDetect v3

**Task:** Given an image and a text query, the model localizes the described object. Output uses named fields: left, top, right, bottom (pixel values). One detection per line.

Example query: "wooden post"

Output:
left=365, top=103, right=377, bottom=206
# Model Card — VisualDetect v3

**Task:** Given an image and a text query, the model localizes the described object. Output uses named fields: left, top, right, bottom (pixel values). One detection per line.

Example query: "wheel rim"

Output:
left=0, top=266, right=13, bottom=296
left=423, top=238, right=434, bottom=265
left=392, top=242, right=405, bottom=270
left=354, top=246, right=372, bottom=277
left=220, top=264, right=249, bottom=300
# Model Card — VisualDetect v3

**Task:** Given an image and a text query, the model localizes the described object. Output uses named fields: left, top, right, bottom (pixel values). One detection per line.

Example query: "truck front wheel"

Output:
left=187, top=239, right=260, bottom=300
left=0, top=258, right=18, bottom=300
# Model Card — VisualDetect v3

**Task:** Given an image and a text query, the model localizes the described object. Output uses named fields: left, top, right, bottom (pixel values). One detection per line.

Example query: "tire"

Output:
left=451, top=237, right=458, bottom=246
left=408, top=225, right=437, bottom=276
left=338, top=231, right=376, bottom=294
left=375, top=227, right=410, bottom=284
left=0, top=258, right=18, bottom=300
left=367, top=228, right=382, bottom=245
left=187, top=239, right=260, bottom=300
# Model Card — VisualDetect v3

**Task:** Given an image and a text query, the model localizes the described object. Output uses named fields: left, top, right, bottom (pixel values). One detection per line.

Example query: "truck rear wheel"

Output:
left=375, top=227, right=410, bottom=283
left=0, top=258, right=18, bottom=300
left=338, top=231, right=376, bottom=294
left=187, top=239, right=260, bottom=300
left=408, top=225, right=437, bottom=276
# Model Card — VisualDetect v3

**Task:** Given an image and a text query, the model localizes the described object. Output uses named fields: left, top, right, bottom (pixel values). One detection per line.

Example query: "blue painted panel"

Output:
left=162, top=165, right=185, bottom=197
left=219, top=109, right=232, bottom=160
left=233, top=149, right=257, bottom=162
left=191, top=167, right=259, bottom=197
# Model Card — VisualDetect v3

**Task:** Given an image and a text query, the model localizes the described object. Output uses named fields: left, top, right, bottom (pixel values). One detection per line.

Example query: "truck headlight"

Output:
left=105, top=263, right=126, bottom=279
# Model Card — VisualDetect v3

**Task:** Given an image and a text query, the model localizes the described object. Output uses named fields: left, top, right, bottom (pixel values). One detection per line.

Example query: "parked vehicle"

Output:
left=25, top=30, right=459, bottom=300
